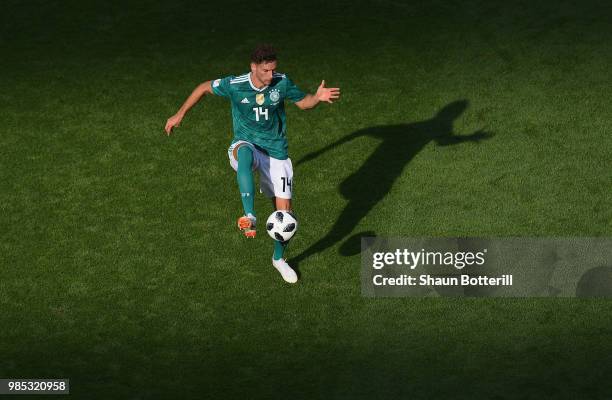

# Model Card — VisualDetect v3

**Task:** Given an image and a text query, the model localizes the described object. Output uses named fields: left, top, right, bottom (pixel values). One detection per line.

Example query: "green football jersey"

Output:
left=211, top=72, right=306, bottom=160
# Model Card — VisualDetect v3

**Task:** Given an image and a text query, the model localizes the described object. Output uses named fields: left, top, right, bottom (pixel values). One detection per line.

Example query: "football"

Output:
left=266, top=211, right=298, bottom=242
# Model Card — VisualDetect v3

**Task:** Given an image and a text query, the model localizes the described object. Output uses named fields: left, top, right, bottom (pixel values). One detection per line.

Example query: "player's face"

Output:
left=251, top=60, right=277, bottom=87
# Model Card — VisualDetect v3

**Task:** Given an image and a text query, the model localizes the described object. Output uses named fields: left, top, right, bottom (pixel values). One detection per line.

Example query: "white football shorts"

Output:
left=227, top=140, right=294, bottom=199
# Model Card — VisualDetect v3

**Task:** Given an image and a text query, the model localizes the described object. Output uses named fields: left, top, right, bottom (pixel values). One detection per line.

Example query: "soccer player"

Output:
left=164, top=44, right=340, bottom=283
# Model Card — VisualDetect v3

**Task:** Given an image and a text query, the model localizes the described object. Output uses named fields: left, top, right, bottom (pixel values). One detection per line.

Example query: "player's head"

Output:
left=250, top=44, right=277, bottom=86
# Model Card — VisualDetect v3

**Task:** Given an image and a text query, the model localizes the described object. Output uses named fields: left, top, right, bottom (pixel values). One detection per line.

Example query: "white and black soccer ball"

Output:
left=266, top=211, right=298, bottom=242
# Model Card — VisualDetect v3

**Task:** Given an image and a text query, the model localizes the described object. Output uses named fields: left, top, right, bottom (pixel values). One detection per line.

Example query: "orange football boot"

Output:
left=237, top=215, right=256, bottom=238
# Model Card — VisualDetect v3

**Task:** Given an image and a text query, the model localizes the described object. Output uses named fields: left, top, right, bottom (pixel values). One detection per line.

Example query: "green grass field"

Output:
left=1, top=0, right=612, bottom=398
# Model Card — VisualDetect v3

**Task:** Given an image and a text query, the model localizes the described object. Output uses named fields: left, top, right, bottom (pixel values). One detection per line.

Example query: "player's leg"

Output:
left=262, top=157, right=297, bottom=283
left=273, top=197, right=291, bottom=211
left=236, top=145, right=256, bottom=216
left=271, top=197, right=292, bottom=261
left=228, top=141, right=257, bottom=237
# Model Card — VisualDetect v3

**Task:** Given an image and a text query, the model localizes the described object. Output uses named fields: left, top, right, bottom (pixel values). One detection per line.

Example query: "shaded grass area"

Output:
left=1, top=0, right=612, bottom=398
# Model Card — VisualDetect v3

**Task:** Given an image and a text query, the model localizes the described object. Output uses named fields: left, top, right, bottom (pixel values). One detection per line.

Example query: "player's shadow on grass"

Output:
left=290, top=100, right=492, bottom=267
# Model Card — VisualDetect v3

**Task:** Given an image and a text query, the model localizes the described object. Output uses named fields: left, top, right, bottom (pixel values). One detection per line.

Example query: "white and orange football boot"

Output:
left=237, top=214, right=257, bottom=238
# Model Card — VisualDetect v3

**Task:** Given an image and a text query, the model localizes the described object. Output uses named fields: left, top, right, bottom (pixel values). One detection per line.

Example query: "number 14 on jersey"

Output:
left=253, top=107, right=269, bottom=121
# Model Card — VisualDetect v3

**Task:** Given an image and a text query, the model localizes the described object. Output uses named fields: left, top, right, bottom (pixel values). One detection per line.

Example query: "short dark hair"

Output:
left=251, top=44, right=277, bottom=64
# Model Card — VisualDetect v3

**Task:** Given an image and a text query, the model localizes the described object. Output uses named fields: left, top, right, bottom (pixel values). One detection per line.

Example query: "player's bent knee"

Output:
left=274, top=197, right=291, bottom=211
left=236, top=145, right=254, bottom=167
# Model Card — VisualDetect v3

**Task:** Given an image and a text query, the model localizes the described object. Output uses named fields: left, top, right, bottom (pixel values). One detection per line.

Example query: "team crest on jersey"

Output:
left=256, top=93, right=265, bottom=105
left=269, top=89, right=280, bottom=102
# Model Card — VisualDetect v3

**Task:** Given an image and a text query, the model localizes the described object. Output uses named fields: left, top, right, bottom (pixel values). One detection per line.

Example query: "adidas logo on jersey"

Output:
left=241, top=98, right=250, bottom=104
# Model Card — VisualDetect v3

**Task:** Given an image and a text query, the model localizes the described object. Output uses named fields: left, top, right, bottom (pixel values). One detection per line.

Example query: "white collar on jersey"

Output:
left=248, top=72, right=268, bottom=92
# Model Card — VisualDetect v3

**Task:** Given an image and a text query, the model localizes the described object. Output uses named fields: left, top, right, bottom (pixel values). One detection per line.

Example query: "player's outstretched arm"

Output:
left=295, top=80, right=340, bottom=110
left=165, top=80, right=213, bottom=135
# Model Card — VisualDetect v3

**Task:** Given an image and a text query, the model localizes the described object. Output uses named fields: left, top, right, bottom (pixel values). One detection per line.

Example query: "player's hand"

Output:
left=165, top=114, right=183, bottom=135
left=316, top=80, right=340, bottom=104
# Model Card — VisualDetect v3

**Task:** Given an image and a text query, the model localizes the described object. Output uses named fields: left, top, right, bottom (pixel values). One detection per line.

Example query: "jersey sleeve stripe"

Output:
left=230, top=78, right=249, bottom=84
left=230, top=73, right=249, bottom=82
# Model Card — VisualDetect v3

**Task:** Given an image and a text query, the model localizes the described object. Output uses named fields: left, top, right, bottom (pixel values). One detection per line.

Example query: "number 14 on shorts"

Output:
left=281, top=177, right=292, bottom=192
